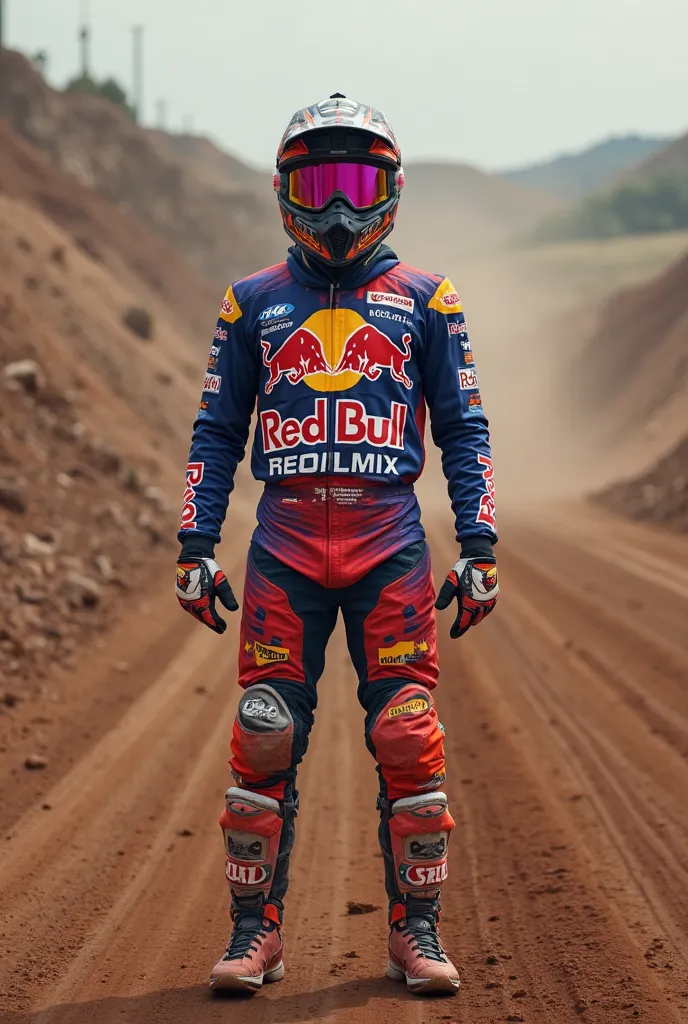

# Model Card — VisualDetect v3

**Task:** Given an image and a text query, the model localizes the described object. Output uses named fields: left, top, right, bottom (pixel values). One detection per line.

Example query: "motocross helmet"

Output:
left=274, top=93, right=404, bottom=267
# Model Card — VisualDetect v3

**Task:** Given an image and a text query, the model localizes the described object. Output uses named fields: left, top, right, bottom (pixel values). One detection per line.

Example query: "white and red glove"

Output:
left=435, top=545, right=499, bottom=639
left=176, top=539, right=238, bottom=634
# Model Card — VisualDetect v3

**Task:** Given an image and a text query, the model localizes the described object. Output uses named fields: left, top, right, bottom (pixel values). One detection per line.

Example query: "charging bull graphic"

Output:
left=334, top=328, right=412, bottom=388
left=261, top=330, right=330, bottom=394
left=260, top=309, right=413, bottom=394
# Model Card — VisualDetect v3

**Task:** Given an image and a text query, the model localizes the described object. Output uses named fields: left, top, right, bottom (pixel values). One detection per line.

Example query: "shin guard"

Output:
left=387, top=792, right=455, bottom=899
left=219, top=788, right=283, bottom=899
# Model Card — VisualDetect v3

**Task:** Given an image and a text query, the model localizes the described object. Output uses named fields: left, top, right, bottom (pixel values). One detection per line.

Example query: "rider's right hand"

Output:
left=176, top=553, right=238, bottom=634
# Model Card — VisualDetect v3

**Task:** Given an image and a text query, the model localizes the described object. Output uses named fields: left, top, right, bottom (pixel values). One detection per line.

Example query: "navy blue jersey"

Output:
left=179, top=246, right=496, bottom=586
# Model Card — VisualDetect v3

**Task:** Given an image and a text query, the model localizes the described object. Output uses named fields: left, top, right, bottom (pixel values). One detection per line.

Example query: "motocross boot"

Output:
left=387, top=895, right=460, bottom=993
left=209, top=896, right=284, bottom=993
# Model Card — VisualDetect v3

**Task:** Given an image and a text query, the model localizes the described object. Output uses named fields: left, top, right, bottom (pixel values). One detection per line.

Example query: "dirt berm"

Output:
left=0, top=48, right=285, bottom=293
left=0, top=119, right=215, bottom=336
left=595, top=433, right=688, bottom=531
left=572, top=243, right=688, bottom=461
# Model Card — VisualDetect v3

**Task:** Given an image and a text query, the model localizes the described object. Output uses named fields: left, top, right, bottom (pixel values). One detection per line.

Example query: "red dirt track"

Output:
left=1, top=502, right=688, bottom=1023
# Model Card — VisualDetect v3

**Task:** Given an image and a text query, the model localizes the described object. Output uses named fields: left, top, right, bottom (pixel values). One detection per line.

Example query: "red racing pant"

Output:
left=223, top=539, right=450, bottom=909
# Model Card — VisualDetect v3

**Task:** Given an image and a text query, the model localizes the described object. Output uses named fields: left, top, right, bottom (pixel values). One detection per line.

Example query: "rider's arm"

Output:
left=421, top=280, right=497, bottom=552
left=177, top=286, right=258, bottom=554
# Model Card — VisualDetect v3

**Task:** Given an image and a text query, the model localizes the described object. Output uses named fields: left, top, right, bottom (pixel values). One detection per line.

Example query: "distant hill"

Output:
left=392, top=161, right=560, bottom=267
left=526, top=129, right=688, bottom=245
left=140, top=140, right=563, bottom=271
left=624, top=131, right=688, bottom=181
left=502, top=135, right=673, bottom=200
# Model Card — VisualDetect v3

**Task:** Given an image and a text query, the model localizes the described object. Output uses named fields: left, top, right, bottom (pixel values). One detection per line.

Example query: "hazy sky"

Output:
left=6, top=0, right=688, bottom=171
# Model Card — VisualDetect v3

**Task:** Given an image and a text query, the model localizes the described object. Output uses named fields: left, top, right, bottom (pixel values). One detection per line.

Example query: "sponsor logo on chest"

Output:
left=367, top=291, right=415, bottom=314
left=259, top=302, right=295, bottom=322
left=261, top=309, right=413, bottom=394
left=260, top=398, right=407, bottom=453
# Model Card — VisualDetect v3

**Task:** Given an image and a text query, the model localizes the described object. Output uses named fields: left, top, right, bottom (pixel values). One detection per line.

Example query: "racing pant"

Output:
left=220, top=540, right=453, bottom=918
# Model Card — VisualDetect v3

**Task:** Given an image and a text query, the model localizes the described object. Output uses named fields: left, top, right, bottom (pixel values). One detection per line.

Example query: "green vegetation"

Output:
left=530, top=171, right=688, bottom=244
left=64, top=73, right=136, bottom=120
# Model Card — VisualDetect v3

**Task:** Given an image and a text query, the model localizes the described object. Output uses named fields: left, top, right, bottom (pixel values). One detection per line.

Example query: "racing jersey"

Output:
left=179, top=245, right=496, bottom=587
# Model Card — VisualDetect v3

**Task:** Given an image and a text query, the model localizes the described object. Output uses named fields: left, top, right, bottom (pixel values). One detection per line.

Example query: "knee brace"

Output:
left=388, top=792, right=455, bottom=898
left=219, top=787, right=283, bottom=899
left=230, top=683, right=294, bottom=784
left=368, top=684, right=446, bottom=799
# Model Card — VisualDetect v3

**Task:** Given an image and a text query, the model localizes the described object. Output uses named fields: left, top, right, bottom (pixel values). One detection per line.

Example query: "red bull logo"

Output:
left=476, top=453, right=496, bottom=528
left=260, top=398, right=407, bottom=453
left=180, top=462, right=204, bottom=530
left=260, top=309, right=413, bottom=394
left=261, top=329, right=330, bottom=393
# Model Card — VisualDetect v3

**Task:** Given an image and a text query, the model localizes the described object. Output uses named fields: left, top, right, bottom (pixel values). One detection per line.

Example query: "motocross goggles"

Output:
left=288, top=162, right=389, bottom=211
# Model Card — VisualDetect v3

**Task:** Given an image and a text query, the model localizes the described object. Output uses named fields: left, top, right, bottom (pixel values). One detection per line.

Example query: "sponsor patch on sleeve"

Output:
left=428, top=277, right=462, bottom=315
left=180, top=461, right=204, bottom=530
left=218, top=285, right=243, bottom=324
left=203, top=372, right=222, bottom=394
left=476, top=453, right=496, bottom=528
left=458, top=367, right=479, bottom=390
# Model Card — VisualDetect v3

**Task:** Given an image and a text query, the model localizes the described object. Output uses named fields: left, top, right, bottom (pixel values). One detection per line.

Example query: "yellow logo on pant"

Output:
left=244, top=641, right=290, bottom=666
left=388, top=697, right=430, bottom=718
left=378, top=639, right=429, bottom=666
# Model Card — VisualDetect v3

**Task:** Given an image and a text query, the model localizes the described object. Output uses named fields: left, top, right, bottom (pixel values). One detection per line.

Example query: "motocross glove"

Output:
left=176, top=537, right=238, bottom=634
left=435, top=539, right=499, bottom=639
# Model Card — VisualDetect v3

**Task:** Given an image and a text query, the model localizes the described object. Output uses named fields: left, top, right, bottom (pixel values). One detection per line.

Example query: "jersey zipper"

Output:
left=325, top=281, right=337, bottom=587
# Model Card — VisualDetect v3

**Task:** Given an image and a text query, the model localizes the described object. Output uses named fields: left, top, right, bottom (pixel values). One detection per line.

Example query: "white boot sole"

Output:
left=387, top=960, right=460, bottom=994
left=209, top=960, right=285, bottom=994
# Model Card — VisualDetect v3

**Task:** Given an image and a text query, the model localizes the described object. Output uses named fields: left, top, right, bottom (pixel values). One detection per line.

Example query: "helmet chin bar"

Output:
left=283, top=197, right=396, bottom=268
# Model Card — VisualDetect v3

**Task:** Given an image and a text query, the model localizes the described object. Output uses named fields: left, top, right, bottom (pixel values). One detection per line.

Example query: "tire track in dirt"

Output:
left=2, top=504, right=688, bottom=1023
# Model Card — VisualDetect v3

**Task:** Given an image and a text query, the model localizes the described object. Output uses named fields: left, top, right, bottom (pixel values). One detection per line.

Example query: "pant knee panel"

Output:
left=368, top=683, right=446, bottom=799
left=231, top=683, right=294, bottom=779
left=230, top=680, right=315, bottom=790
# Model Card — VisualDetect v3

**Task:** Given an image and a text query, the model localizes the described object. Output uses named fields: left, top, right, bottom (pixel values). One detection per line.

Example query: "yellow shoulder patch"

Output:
left=218, top=285, right=242, bottom=324
left=427, top=277, right=462, bottom=315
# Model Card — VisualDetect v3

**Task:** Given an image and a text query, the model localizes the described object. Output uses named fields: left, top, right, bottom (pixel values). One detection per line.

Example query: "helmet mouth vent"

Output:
left=326, top=225, right=352, bottom=261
